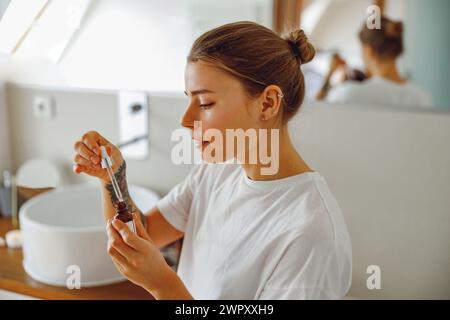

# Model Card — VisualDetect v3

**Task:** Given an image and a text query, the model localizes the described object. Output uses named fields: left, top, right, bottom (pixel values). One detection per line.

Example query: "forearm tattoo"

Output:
left=105, top=161, right=146, bottom=227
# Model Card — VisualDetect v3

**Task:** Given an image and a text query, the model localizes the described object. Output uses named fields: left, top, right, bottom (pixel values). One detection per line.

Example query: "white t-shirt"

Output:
left=327, top=76, right=432, bottom=107
left=156, top=163, right=352, bottom=300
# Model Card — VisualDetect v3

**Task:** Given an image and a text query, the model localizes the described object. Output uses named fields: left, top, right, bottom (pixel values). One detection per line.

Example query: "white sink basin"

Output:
left=19, top=183, right=159, bottom=287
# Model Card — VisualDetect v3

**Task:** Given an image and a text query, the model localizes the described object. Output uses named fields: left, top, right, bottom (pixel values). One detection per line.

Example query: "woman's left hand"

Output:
left=106, top=213, right=172, bottom=294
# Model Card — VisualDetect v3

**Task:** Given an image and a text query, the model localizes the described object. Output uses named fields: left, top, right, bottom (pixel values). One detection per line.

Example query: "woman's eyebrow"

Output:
left=184, top=89, right=215, bottom=97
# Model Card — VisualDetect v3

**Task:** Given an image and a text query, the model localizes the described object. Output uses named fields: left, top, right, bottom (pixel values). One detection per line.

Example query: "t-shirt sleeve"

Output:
left=155, top=164, right=204, bottom=232
left=259, top=226, right=351, bottom=300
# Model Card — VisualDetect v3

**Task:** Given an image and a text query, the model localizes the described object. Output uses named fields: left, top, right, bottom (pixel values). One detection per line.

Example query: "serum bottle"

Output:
left=114, top=201, right=136, bottom=233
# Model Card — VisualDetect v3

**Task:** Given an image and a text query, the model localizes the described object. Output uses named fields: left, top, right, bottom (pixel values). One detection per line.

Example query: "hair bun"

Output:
left=283, top=29, right=316, bottom=65
left=385, top=21, right=403, bottom=39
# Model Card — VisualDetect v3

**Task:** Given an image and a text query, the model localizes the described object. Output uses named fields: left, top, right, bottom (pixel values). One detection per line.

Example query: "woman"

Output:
left=73, top=21, right=352, bottom=300
left=319, top=17, right=432, bottom=107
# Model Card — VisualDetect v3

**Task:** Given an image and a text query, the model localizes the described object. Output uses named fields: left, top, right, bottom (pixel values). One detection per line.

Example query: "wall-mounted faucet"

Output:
left=118, top=91, right=149, bottom=160
left=117, top=134, right=149, bottom=149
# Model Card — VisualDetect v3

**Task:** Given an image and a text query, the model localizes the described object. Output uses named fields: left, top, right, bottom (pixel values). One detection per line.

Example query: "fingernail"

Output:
left=90, top=156, right=99, bottom=164
left=73, top=164, right=80, bottom=174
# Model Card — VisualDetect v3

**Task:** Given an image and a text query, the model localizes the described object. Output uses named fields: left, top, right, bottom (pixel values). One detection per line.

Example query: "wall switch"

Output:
left=33, top=96, right=54, bottom=119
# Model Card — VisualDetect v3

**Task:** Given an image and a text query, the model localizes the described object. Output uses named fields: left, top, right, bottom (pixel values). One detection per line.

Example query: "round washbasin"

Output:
left=19, top=183, right=159, bottom=287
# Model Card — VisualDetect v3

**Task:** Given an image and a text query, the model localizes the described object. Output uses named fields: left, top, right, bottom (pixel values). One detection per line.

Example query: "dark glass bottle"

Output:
left=114, top=201, right=136, bottom=233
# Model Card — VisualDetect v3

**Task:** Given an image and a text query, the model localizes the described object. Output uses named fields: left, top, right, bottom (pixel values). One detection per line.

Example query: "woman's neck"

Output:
left=370, top=59, right=406, bottom=84
left=242, top=126, right=312, bottom=181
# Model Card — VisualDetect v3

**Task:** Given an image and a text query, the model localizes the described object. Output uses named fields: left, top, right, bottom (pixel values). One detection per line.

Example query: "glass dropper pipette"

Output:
left=100, top=146, right=123, bottom=202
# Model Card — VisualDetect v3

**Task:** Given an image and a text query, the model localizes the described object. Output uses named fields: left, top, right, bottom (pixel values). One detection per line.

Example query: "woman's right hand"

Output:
left=73, top=131, right=124, bottom=183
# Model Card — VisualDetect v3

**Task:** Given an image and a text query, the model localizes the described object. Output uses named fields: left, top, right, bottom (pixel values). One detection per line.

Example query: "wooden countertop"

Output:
left=0, top=217, right=154, bottom=300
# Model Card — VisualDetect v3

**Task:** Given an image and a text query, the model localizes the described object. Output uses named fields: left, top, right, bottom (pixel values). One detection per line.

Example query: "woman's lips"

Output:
left=193, top=140, right=210, bottom=149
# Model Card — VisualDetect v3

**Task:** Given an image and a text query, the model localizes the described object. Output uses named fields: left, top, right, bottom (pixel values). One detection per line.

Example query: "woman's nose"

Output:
left=180, top=104, right=197, bottom=129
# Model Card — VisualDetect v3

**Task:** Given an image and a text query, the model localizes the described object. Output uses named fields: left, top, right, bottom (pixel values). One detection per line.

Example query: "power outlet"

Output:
left=33, top=96, right=55, bottom=119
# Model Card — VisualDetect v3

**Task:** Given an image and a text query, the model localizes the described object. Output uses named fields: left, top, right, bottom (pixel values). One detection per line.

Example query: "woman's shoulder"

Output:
left=297, top=172, right=343, bottom=223
left=327, top=77, right=394, bottom=100
left=326, top=77, right=432, bottom=107
left=261, top=172, right=348, bottom=260
left=286, top=172, right=350, bottom=250
left=401, top=82, right=433, bottom=107
left=269, top=172, right=344, bottom=233
left=326, top=81, right=364, bottom=103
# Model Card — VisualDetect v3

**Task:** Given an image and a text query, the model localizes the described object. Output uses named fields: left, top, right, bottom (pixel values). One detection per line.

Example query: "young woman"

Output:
left=73, top=21, right=352, bottom=300
left=319, top=17, right=432, bottom=107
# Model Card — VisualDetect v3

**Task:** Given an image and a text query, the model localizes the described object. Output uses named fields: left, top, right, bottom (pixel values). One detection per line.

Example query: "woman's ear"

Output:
left=260, top=85, right=283, bottom=122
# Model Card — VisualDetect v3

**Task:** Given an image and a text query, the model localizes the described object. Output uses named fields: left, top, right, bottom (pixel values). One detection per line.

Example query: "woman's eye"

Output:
left=199, top=103, right=214, bottom=109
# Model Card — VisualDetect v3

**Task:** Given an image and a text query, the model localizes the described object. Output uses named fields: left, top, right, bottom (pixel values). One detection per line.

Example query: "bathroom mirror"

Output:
left=301, top=0, right=450, bottom=109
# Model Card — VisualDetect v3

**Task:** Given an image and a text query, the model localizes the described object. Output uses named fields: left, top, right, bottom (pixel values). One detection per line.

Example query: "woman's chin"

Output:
left=200, top=151, right=234, bottom=164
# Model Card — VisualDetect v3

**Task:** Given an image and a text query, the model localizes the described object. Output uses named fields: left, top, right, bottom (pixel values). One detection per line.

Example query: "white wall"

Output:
left=304, top=0, right=372, bottom=54
left=58, top=0, right=190, bottom=92
left=0, top=81, right=11, bottom=175
left=290, top=102, right=450, bottom=299
left=384, top=0, right=405, bottom=20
